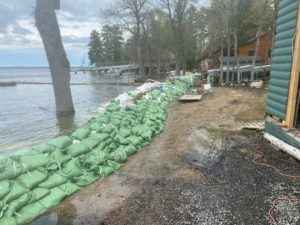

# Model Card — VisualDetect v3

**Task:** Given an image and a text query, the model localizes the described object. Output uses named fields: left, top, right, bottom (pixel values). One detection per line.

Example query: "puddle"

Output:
left=186, top=129, right=224, bottom=169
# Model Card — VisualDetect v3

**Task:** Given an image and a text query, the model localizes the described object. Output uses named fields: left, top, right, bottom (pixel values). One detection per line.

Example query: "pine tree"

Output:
left=88, top=30, right=103, bottom=66
left=101, top=25, right=124, bottom=65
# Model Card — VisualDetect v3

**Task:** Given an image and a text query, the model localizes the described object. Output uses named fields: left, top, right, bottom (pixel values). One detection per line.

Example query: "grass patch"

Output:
left=235, top=100, right=266, bottom=121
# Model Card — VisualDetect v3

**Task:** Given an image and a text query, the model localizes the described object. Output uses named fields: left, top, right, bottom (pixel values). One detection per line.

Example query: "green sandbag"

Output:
left=71, top=128, right=91, bottom=141
left=88, top=123, right=103, bottom=132
left=0, top=201, right=8, bottom=218
left=60, top=182, right=81, bottom=196
left=118, top=128, right=131, bottom=138
left=74, top=172, right=98, bottom=187
left=107, top=160, right=122, bottom=170
left=141, top=140, right=150, bottom=147
left=32, top=144, right=55, bottom=154
left=98, top=166, right=115, bottom=177
left=29, top=188, right=50, bottom=203
left=5, top=183, right=27, bottom=203
left=142, top=130, right=152, bottom=140
left=122, top=145, right=137, bottom=156
left=15, top=202, right=47, bottom=225
left=0, top=181, right=10, bottom=200
left=127, top=136, right=143, bottom=147
left=110, top=118, right=121, bottom=126
left=85, top=150, right=107, bottom=165
left=103, top=142, right=117, bottom=154
left=131, top=126, right=143, bottom=136
left=104, top=138, right=114, bottom=147
left=66, top=143, right=90, bottom=157
left=109, top=149, right=127, bottom=163
left=50, top=149, right=71, bottom=164
left=101, top=125, right=115, bottom=134
left=46, top=136, right=73, bottom=150
left=95, top=139, right=110, bottom=152
left=106, top=102, right=120, bottom=112
left=81, top=138, right=100, bottom=150
left=61, top=159, right=83, bottom=179
left=154, top=125, right=164, bottom=135
left=18, top=154, right=50, bottom=171
left=38, top=187, right=67, bottom=209
left=17, top=150, right=40, bottom=157
left=89, top=132, right=110, bottom=142
left=114, top=134, right=130, bottom=145
left=38, top=173, right=67, bottom=189
left=0, top=216, right=17, bottom=225
left=93, top=116, right=109, bottom=124
left=18, top=170, right=48, bottom=189
left=6, top=193, right=31, bottom=217
left=0, top=161, right=24, bottom=181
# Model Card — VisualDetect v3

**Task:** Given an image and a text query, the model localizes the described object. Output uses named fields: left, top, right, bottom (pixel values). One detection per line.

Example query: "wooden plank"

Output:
left=179, top=95, right=202, bottom=102
left=264, top=132, right=300, bottom=160
left=284, top=1, right=300, bottom=129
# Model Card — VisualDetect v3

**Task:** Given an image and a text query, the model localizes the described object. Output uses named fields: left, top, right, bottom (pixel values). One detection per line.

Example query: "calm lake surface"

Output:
left=0, top=67, right=136, bottom=155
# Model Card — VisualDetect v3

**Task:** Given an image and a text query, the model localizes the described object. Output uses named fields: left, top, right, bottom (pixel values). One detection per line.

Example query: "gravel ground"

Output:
left=31, top=87, right=299, bottom=225
left=99, top=134, right=299, bottom=225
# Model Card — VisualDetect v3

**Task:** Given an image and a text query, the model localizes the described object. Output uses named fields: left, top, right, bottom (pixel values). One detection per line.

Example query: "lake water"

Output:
left=0, top=67, right=136, bottom=155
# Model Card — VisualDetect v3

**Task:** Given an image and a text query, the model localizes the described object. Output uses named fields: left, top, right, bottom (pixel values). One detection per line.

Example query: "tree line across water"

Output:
left=88, top=0, right=278, bottom=79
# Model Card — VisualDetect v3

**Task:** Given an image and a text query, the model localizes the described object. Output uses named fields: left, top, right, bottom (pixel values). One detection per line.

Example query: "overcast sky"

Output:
left=0, top=1, right=110, bottom=67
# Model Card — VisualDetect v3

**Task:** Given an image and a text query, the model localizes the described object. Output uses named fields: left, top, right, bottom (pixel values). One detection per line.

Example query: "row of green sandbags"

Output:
left=0, top=78, right=189, bottom=225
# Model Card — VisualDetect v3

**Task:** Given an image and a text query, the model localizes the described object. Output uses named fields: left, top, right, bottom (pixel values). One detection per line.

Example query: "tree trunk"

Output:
left=226, top=29, right=231, bottom=85
left=250, top=27, right=261, bottom=82
left=142, top=22, right=152, bottom=76
left=136, top=18, right=144, bottom=77
left=35, top=0, right=74, bottom=115
left=250, top=0, right=269, bottom=83
left=234, top=31, right=240, bottom=85
left=175, top=43, right=181, bottom=76
left=220, top=37, right=224, bottom=85
left=265, top=31, right=272, bottom=64
left=182, top=47, right=186, bottom=75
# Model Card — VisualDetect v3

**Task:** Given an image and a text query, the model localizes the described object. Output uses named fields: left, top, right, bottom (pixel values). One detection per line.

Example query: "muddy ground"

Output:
left=32, top=87, right=299, bottom=225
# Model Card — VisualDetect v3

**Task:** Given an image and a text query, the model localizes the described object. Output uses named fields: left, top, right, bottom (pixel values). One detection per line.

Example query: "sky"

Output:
left=0, top=1, right=110, bottom=67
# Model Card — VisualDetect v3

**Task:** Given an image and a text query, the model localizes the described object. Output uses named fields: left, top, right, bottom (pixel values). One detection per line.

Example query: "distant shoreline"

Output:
left=0, top=66, right=82, bottom=69
left=0, top=81, right=139, bottom=86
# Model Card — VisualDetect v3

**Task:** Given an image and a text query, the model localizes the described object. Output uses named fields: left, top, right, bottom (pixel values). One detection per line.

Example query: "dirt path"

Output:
left=32, top=87, right=300, bottom=225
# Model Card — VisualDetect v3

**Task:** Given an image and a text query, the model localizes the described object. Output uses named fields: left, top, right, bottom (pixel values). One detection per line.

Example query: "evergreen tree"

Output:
left=101, top=25, right=124, bottom=65
left=88, top=30, right=103, bottom=66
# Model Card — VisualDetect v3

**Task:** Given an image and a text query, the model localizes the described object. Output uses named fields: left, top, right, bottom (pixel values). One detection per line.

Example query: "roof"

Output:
left=241, top=32, right=270, bottom=46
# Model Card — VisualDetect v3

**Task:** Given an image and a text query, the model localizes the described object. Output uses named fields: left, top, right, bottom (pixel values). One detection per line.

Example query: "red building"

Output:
left=211, top=32, right=272, bottom=69
left=238, top=32, right=272, bottom=62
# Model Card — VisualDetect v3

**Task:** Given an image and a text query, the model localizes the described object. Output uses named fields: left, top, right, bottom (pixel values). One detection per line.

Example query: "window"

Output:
left=248, top=51, right=255, bottom=56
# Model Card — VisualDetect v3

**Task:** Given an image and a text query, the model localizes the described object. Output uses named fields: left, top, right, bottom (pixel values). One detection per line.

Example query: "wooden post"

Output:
left=284, top=2, right=300, bottom=129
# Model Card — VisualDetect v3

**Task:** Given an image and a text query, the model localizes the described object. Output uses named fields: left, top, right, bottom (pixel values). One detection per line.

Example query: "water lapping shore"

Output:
left=0, top=68, right=136, bottom=155
left=0, top=77, right=191, bottom=225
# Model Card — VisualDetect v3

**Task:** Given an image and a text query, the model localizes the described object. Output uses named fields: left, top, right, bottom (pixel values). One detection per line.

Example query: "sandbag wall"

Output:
left=0, top=79, right=189, bottom=225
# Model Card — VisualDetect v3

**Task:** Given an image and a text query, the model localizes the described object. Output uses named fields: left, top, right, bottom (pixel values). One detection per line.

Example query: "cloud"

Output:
left=0, top=0, right=110, bottom=66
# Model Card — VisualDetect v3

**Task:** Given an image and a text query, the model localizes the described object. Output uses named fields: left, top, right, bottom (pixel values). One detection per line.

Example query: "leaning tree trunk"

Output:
left=35, top=0, right=74, bottom=115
